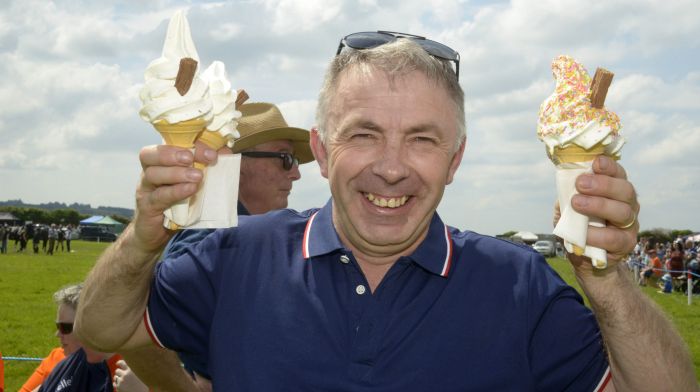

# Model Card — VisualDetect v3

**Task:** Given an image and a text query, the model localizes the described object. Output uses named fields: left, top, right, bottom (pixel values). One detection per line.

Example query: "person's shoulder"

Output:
left=236, top=208, right=319, bottom=234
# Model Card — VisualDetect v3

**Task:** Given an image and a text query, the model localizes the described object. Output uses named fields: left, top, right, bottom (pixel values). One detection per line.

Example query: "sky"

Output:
left=1, top=0, right=698, bottom=236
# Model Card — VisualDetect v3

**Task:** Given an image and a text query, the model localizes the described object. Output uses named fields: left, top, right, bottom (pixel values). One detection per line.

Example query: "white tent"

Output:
left=512, top=231, right=539, bottom=243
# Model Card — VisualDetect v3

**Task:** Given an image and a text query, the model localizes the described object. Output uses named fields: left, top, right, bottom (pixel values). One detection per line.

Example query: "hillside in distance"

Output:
left=0, top=199, right=134, bottom=219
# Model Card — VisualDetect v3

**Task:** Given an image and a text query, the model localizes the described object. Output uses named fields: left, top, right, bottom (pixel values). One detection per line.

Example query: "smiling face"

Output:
left=311, top=67, right=464, bottom=261
left=238, top=139, right=302, bottom=215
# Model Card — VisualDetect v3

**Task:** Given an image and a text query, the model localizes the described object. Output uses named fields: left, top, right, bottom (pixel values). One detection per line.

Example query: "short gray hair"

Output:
left=53, top=283, right=83, bottom=309
left=316, top=38, right=466, bottom=151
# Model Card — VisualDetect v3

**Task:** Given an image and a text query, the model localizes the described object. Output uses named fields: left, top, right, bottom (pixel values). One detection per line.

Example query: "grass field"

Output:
left=1, top=245, right=698, bottom=389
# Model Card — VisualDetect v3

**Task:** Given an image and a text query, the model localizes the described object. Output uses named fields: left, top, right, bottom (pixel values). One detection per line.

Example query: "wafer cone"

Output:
left=197, top=130, right=229, bottom=150
left=154, top=118, right=207, bottom=147
left=552, top=144, right=606, bottom=164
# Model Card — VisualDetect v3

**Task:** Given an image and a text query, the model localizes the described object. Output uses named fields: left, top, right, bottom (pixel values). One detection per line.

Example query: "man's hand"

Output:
left=558, top=155, right=639, bottom=273
left=133, top=144, right=218, bottom=252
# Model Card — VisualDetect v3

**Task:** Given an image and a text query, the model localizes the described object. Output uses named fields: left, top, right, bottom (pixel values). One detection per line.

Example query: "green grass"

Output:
left=1, top=248, right=698, bottom=389
left=547, top=257, right=700, bottom=382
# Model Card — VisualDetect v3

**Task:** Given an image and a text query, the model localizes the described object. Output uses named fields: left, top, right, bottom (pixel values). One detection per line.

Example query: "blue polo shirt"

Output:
left=146, top=200, right=610, bottom=391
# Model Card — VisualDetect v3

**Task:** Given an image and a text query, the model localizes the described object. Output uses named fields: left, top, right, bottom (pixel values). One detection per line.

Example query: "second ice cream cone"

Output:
left=197, top=130, right=229, bottom=150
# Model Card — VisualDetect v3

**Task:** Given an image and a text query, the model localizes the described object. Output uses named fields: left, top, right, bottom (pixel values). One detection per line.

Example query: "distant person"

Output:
left=21, top=284, right=121, bottom=391
left=46, top=224, right=57, bottom=255
left=0, top=223, right=8, bottom=254
left=65, top=225, right=73, bottom=253
left=668, top=242, right=685, bottom=278
left=56, top=226, right=65, bottom=253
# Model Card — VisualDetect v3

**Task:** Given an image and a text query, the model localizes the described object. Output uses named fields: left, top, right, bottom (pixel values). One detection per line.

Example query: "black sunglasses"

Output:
left=56, top=322, right=74, bottom=334
left=336, top=31, right=460, bottom=80
left=240, top=151, right=299, bottom=171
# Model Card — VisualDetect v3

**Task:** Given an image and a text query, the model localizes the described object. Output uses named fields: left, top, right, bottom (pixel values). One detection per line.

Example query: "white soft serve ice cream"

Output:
left=139, top=10, right=212, bottom=125
left=200, top=61, right=241, bottom=148
left=537, top=55, right=624, bottom=159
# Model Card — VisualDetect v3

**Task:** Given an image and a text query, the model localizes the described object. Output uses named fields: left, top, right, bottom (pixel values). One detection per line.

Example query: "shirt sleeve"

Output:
left=527, top=254, right=610, bottom=391
left=145, top=229, right=229, bottom=359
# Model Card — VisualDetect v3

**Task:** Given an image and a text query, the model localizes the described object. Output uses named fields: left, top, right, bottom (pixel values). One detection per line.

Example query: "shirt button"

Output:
left=340, top=255, right=350, bottom=264
left=355, top=285, right=366, bottom=295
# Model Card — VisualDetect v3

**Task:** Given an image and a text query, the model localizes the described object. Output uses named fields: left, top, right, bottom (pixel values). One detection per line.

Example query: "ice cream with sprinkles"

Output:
left=537, top=55, right=625, bottom=269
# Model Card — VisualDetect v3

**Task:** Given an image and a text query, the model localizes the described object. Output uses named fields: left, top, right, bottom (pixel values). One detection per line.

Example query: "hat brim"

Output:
left=231, top=127, right=314, bottom=164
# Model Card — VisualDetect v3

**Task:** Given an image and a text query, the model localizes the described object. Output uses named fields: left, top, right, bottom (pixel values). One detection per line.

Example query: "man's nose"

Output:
left=372, top=141, right=410, bottom=184
left=289, top=162, right=301, bottom=181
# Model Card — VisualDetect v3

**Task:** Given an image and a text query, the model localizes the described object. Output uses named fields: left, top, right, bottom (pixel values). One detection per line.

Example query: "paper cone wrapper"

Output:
left=163, top=154, right=240, bottom=229
left=154, top=119, right=207, bottom=228
left=552, top=143, right=608, bottom=269
left=197, top=130, right=229, bottom=150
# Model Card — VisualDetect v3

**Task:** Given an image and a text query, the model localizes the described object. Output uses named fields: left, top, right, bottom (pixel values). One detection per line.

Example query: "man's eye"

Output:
left=412, top=136, right=436, bottom=144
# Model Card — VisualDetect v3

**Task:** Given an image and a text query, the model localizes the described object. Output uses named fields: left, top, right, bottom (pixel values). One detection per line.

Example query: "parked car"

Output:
left=79, top=226, right=117, bottom=242
left=533, top=240, right=556, bottom=257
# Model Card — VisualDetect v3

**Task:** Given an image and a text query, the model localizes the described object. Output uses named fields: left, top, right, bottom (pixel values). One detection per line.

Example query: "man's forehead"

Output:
left=250, top=139, right=295, bottom=151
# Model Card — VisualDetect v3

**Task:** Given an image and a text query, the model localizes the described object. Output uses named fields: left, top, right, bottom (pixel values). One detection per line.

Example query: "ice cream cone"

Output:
left=153, top=118, right=207, bottom=229
left=154, top=118, right=207, bottom=147
left=552, top=144, right=606, bottom=164
left=197, top=130, right=229, bottom=150
left=553, top=143, right=608, bottom=267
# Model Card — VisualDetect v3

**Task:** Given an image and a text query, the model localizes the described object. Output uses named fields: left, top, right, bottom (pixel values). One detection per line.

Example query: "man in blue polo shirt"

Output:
left=76, top=32, right=697, bottom=391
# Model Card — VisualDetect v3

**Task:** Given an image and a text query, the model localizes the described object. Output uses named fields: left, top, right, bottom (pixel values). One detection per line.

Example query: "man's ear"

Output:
left=446, top=139, right=466, bottom=185
left=310, top=127, right=329, bottom=179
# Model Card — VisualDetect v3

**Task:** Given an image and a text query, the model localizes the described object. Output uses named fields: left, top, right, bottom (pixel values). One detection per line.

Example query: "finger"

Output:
left=193, top=141, right=219, bottom=165
left=576, top=172, right=637, bottom=206
left=571, top=194, right=638, bottom=229
left=143, top=165, right=203, bottom=189
left=592, top=155, right=627, bottom=180
left=116, top=359, right=127, bottom=369
left=115, top=368, right=125, bottom=377
left=139, top=145, right=195, bottom=170
left=138, top=182, right=199, bottom=213
left=584, top=224, right=638, bottom=263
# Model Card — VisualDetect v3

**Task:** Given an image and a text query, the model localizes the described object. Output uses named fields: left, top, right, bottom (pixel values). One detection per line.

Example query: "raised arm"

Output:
left=75, top=144, right=217, bottom=352
left=567, top=155, right=698, bottom=391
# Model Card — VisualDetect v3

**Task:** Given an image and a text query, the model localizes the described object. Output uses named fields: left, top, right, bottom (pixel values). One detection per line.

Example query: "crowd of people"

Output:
left=630, top=236, right=700, bottom=293
left=0, top=223, right=76, bottom=255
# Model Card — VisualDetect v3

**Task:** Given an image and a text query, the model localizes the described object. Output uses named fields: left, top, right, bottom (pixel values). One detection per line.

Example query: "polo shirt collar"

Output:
left=302, top=199, right=453, bottom=277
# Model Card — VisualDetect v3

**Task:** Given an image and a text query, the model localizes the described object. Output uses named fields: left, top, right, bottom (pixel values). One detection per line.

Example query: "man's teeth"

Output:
left=366, top=193, right=408, bottom=208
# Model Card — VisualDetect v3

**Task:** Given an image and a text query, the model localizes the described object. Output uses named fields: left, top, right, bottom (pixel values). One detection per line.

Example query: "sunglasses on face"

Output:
left=56, top=322, right=74, bottom=334
left=240, top=151, right=299, bottom=171
left=336, top=31, right=460, bottom=80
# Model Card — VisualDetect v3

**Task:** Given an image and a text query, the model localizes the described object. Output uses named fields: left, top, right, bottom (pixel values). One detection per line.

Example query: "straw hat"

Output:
left=232, top=102, right=314, bottom=164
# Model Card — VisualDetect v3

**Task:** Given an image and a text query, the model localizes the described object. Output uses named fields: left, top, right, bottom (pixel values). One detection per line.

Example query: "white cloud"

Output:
left=0, top=0, right=699, bottom=235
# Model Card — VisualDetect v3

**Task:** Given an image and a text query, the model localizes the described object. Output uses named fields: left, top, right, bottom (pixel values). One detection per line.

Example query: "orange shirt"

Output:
left=20, top=347, right=122, bottom=392
left=19, top=347, right=65, bottom=392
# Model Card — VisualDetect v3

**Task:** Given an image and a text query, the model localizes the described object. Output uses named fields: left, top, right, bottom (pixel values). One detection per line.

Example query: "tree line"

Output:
left=0, top=206, right=130, bottom=226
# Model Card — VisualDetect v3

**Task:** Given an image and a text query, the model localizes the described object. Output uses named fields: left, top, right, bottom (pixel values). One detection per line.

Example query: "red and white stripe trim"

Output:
left=143, top=308, right=165, bottom=349
left=439, top=224, right=453, bottom=277
left=302, top=212, right=318, bottom=259
left=593, top=366, right=612, bottom=392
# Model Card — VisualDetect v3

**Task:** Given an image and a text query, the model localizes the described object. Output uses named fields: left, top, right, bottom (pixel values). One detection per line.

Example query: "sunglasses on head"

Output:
left=336, top=31, right=460, bottom=80
left=240, top=151, right=299, bottom=171
left=56, top=322, right=73, bottom=334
